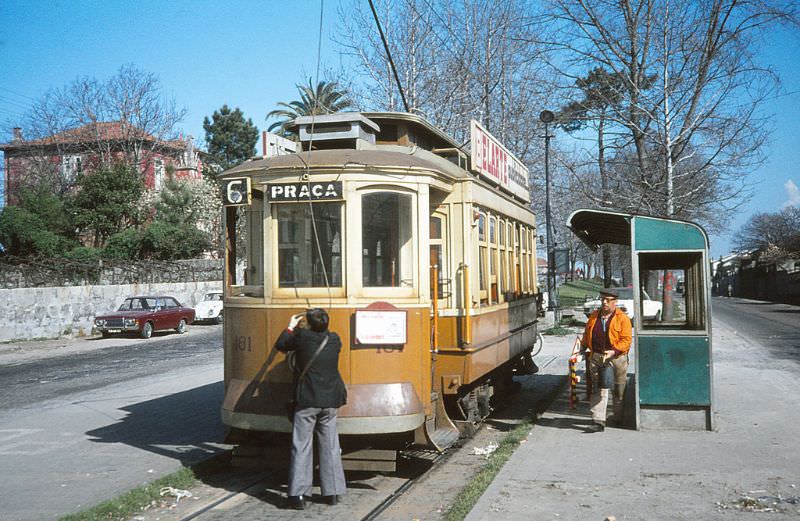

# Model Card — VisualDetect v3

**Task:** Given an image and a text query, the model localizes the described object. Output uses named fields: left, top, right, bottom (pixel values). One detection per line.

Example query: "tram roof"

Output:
left=222, top=147, right=472, bottom=180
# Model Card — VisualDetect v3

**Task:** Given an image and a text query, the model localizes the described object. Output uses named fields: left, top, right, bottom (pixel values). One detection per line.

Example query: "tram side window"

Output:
left=227, top=191, right=264, bottom=297
left=277, top=202, right=342, bottom=287
left=477, top=212, right=488, bottom=302
left=489, top=216, right=498, bottom=303
left=638, top=252, right=705, bottom=331
left=430, top=215, right=446, bottom=299
left=362, top=192, right=413, bottom=287
left=499, top=219, right=507, bottom=300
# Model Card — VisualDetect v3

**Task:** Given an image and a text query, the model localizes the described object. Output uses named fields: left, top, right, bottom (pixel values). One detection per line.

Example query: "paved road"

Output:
left=711, top=297, right=800, bottom=362
left=0, top=326, right=227, bottom=521
left=0, top=326, right=223, bottom=410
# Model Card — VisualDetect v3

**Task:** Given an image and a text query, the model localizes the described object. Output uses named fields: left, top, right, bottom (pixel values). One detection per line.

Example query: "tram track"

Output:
left=175, top=443, right=455, bottom=521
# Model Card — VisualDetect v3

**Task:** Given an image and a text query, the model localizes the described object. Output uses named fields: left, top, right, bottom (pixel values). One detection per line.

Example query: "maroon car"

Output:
left=94, top=296, right=196, bottom=339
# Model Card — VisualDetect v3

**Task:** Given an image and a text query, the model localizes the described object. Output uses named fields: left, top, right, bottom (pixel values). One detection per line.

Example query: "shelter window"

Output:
left=638, top=252, right=706, bottom=331
left=277, top=202, right=342, bottom=287
left=362, top=192, right=413, bottom=287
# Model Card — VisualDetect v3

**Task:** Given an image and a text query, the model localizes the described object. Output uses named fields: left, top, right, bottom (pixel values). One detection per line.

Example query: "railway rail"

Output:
left=177, top=445, right=452, bottom=521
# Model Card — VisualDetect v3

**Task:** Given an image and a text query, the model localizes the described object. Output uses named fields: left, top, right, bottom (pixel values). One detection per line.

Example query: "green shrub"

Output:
left=104, top=228, right=144, bottom=259
left=142, top=221, right=209, bottom=260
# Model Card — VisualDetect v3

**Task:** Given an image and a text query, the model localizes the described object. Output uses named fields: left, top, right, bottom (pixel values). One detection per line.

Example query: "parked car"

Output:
left=583, top=287, right=663, bottom=321
left=194, top=290, right=224, bottom=324
left=94, top=296, right=196, bottom=339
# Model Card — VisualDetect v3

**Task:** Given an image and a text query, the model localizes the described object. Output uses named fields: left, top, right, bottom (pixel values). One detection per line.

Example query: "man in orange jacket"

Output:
left=581, top=287, right=632, bottom=432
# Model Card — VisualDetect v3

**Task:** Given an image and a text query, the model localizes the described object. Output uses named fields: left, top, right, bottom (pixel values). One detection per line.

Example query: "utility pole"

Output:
left=539, top=110, right=558, bottom=320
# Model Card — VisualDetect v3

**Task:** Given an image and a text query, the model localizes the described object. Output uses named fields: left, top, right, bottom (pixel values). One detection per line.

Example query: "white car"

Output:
left=194, top=291, right=224, bottom=324
left=583, top=287, right=662, bottom=321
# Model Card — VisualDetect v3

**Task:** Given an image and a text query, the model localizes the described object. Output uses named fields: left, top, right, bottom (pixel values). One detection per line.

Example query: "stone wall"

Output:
left=0, top=281, right=222, bottom=342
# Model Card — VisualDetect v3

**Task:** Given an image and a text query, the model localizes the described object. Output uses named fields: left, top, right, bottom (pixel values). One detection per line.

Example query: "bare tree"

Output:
left=734, top=206, right=800, bottom=258
left=7, top=64, right=186, bottom=196
left=541, top=0, right=797, bottom=229
left=336, top=0, right=551, bottom=154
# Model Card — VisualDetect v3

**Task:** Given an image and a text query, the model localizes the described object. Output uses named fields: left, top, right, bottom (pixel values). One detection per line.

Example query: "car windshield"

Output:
left=204, top=293, right=223, bottom=302
left=118, top=297, right=158, bottom=311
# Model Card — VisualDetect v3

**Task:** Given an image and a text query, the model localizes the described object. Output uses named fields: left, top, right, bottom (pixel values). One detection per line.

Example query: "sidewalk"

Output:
left=466, top=320, right=800, bottom=520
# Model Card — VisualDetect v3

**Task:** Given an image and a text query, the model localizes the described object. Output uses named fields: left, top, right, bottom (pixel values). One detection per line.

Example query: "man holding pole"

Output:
left=580, top=288, right=632, bottom=432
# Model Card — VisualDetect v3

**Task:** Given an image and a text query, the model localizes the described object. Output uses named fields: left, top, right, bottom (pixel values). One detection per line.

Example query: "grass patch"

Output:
left=557, top=279, right=602, bottom=308
left=58, top=454, right=230, bottom=521
left=542, top=325, right=573, bottom=336
left=445, top=419, right=535, bottom=521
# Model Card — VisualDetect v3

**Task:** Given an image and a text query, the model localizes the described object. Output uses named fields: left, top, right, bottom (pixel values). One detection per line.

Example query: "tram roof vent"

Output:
left=291, top=113, right=380, bottom=150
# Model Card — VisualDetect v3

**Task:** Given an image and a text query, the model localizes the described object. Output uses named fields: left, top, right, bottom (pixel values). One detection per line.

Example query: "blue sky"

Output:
left=1, top=0, right=798, bottom=259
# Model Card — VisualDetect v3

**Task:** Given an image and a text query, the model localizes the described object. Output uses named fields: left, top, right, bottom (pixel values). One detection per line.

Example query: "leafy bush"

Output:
left=63, top=246, right=104, bottom=263
left=0, top=206, right=76, bottom=256
left=141, top=221, right=209, bottom=260
left=104, top=228, right=144, bottom=260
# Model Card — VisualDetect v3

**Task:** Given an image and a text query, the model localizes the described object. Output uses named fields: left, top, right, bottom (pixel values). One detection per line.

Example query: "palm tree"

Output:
left=267, top=80, right=353, bottom=136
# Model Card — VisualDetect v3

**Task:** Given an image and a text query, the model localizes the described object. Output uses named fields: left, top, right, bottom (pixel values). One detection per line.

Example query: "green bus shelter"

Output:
left=568, top=209, right=714, bottom=430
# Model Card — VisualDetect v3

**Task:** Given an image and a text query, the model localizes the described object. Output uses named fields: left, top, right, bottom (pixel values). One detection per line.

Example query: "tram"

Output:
left=219, top=112, right=540, bottom=468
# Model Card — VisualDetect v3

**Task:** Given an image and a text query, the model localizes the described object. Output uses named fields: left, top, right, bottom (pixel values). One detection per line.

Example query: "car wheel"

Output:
left=176, top=319, right=187, bottom=334
left=215, top=313, right=223, bottom=325
left=140, top=322, right=153, bottom=339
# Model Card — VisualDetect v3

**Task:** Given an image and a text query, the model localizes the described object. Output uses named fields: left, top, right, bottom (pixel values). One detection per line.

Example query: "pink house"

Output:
left=1, top=121, right=203, bottom=205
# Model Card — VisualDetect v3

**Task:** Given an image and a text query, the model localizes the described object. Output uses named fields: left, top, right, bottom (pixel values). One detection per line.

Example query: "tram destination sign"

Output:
left=469, top=120, right=530, bottom=203
left=266, top=181, right=343, bottom=202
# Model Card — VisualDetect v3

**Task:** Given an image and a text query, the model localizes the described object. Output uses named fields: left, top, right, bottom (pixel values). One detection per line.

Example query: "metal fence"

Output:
left=0, top=256, right=223, bottom=288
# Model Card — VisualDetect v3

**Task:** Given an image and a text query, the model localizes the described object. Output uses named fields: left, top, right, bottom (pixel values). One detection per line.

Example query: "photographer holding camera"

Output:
left=274, top=308, right=347, bottom=509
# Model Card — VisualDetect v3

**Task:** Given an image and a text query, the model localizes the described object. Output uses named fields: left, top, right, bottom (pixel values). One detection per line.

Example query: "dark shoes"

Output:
left=287, top=494, right=340, bottom=509
left=586, top=422, right=605, bottom=433
left=288, top=495, right=306, bottom=510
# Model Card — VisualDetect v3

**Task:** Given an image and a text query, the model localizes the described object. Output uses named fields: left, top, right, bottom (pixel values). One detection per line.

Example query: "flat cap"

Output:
left=599, top=287, right=619, bottom=298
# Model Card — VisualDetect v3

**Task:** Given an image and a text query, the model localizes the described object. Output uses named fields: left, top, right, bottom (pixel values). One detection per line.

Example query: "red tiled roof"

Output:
left=2, top=121, right=182, bottom=149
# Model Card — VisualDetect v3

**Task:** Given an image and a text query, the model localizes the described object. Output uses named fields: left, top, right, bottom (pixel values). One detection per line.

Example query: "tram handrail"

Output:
left=463, top=263, right=472, bottom=345
left=431, top=264, right=439, bottom=353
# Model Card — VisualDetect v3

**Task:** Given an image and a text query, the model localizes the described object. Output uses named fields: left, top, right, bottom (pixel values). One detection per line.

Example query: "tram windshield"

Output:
left=362, top=192, right=413, bottom=287
left=277, top=202, right=342, bottom=287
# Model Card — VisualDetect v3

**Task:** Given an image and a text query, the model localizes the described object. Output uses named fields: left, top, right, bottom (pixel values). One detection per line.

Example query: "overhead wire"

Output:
left=300, top=0, right=333, bottom=309
left=367, top=0, right=411, bottom=113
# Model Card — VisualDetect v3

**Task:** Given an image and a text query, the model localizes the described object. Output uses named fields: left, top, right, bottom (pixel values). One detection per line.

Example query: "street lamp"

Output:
left=539, top=110, right=558, bottom=316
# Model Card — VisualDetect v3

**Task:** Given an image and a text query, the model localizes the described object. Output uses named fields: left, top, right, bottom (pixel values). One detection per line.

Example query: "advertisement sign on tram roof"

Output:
left=470, top=120, right=530, bottom=203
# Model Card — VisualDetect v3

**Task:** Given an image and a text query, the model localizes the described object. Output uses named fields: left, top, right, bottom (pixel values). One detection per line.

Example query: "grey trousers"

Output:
left=289, top=406, right=347, bottom=497
left=588, top=352, right=629, bottom=424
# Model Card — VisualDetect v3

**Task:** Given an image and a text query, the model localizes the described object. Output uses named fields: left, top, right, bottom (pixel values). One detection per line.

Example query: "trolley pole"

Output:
left=540, top=110, right=558, bottom=320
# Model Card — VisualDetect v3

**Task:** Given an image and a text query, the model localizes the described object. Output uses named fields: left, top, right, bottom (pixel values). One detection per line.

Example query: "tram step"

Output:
left=341, top=449, right=397, bottom=472
left=428, top=427, right=460, bottom=451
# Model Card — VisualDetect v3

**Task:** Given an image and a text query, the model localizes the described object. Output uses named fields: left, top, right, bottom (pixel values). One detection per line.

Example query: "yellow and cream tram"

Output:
left=219, top=112, right=540, bottom=468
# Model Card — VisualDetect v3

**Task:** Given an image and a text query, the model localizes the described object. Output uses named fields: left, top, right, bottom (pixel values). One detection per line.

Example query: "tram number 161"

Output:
left=233, top=335, right=252, bottom=352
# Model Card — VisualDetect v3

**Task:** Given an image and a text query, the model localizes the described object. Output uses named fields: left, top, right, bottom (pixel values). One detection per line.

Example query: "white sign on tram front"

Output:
left=355, top=309, right=407, bottom=345
left=470, top=120, right=530, bottom=203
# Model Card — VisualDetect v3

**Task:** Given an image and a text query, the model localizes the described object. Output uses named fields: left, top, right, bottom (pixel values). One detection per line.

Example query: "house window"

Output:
left=60, top=155, right=82, bottom=183
left=154, top=158, right=165, bottom=190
